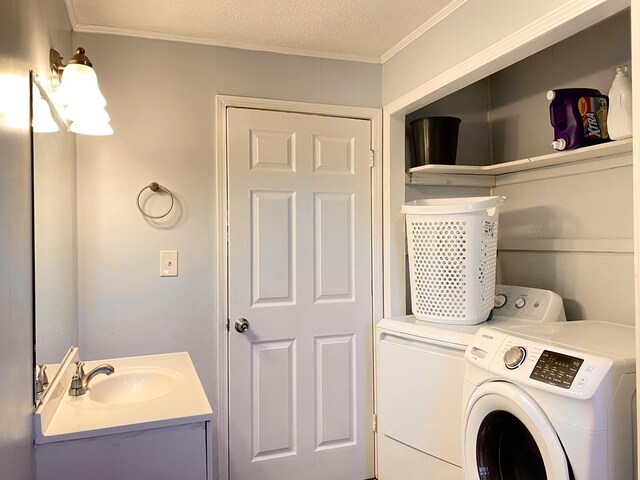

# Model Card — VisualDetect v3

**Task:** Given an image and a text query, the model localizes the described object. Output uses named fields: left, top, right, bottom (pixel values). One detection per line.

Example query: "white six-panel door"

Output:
left=227, top=107, right=373, bottom=479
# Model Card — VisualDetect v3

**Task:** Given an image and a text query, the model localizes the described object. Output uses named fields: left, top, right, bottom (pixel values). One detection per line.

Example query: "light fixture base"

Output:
left=49, top=48, right=63, bottom=89
left=68, top=47, right=93, bottom=67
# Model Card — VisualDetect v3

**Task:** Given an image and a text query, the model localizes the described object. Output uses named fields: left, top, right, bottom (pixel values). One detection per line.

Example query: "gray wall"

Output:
left=73, top=32, right=380, bottom=478
left=401, top=9, right=633, bottom=324
left=406, top=79, right=492, bottom=167
left=0, top=0, right=71, bottom=478
left=489, top=10, right=631, bottom=162
left=404, top=10, right=631, bottom=166
left=495, top=160, right=634, bottom=323
left=382, top=0, right=575, bottom=105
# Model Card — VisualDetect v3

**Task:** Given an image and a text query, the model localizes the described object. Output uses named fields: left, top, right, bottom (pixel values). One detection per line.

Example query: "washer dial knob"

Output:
left=515, top=297, right=526, bottom=309
left=504, top=346, right=527, bottom=369
left=494, top=294, right=507, bottom=308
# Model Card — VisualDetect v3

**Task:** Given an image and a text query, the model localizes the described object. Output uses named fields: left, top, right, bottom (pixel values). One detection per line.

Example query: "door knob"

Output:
left=235, top=318, right=250, bottom=333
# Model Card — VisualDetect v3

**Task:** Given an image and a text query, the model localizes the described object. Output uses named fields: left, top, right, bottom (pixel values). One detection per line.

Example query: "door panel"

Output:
left=251, top=339, right=297, bottom=460
left=250, top=129, right=296, bottom=172
left=314, top=192, right=354, bottom=302
left=315, top=334, right=356, bottom=450
left=313, top=134, right=354, bottom=174
left=250, top=190, right=295, bottom=305
left=228, top=107, right=373, bottom=480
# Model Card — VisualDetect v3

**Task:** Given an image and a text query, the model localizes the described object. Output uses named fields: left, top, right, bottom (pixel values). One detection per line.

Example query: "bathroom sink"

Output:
left=34, top=351, right=213, bottom=444
left=88, top=367, right=179, bottom=405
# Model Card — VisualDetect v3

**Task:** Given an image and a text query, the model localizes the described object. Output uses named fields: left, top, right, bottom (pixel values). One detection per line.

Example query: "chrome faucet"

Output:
left=68, top=361, right=115, bottom=396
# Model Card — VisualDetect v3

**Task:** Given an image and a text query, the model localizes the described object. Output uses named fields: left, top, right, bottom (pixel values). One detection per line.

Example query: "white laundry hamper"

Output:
left=402, top=196, right=505, bottom=325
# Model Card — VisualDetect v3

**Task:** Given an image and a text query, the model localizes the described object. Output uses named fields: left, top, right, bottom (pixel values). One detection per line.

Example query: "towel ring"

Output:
left=137, top=182, right=174, bottom=219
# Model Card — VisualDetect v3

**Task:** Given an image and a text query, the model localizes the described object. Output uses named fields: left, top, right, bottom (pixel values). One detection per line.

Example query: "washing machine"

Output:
left=376, top=285, right=566, bottom=480
left=463, top=321, right=637, bottom=480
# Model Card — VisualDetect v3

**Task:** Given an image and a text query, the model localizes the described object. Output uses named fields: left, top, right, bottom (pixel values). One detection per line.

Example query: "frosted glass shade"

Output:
left=63, top=103, right=111, bottom=123
left=57, top=63, right=112, bottom=136
left=56, top=63, right=106, bottom=108
left=68, top=104, right=112, bottom=135
left=69, top=117, right=113, bottom=136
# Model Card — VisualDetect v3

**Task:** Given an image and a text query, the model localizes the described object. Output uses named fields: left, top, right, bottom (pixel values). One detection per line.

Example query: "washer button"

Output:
left=515, top=297, right=526, bottom=309
left=576, top=376, right=588, bottom=389
left=504, top=346, right=527, bottom=370
left=494, top=294, right=507, bottom=308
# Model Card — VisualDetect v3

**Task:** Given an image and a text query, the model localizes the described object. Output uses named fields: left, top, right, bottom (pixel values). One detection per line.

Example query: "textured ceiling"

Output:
left=68, top=0, right=456, bottom=61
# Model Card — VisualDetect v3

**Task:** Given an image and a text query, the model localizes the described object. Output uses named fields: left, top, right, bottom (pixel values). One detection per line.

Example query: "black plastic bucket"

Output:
left=410, top=116, right=461, bottom=166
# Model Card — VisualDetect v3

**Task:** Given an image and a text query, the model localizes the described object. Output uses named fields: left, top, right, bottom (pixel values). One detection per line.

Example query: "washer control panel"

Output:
left=466, top=327, right=611, bottom=398
left=530, top=350, right=583, bottom=389
left=492, top=285, right=566, bottom=323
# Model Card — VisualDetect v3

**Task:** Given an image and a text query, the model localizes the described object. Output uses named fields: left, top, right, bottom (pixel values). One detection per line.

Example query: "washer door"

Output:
left=463, top=381, right=572, bottom=480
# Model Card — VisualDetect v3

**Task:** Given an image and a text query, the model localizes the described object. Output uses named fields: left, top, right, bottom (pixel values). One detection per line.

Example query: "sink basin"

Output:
left=88, top=367, right=179, bottom=405
left=34, top=352, right=213, bottom=444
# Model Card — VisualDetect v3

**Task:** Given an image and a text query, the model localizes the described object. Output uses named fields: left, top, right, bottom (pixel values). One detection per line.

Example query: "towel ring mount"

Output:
left=137, top=182, right=174, bottom=219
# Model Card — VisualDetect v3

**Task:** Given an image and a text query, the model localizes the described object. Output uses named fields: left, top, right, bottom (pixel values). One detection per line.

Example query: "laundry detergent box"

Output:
left=547, top=88, right=610, bottom=151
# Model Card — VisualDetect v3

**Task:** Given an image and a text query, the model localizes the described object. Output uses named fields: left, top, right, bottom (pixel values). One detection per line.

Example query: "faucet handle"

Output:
left=35, top=365, right=47, bottom=394
left=38, top=364, right=49, bottom=386
left=69, top=361, right=86, bottom=396
left=75, top=361, right=85, bottom=378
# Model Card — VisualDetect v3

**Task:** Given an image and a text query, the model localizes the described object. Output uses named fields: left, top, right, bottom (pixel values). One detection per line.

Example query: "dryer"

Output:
left=376, top=285, right=565, bottom=480
left=463, top=321, right=636, bottom=480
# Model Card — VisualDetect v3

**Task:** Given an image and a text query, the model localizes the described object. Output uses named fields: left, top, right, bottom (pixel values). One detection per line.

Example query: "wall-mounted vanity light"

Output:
left=50, top=47, right=113, bottom=136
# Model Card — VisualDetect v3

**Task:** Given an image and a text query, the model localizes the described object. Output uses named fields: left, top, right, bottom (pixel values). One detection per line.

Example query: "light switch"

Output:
left=160, top=250, right=178, bottom=277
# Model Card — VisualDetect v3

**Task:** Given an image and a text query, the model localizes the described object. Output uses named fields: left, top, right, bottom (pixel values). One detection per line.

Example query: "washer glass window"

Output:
left=464, top=383, right=573, bottom=480
left=476, top=410, right=546, bottom=479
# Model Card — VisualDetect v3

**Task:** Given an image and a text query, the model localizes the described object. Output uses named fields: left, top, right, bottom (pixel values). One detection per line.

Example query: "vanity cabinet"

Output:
left=34, top=351, right=214, bottom=480
left=35, top=422, right=211, bottom=480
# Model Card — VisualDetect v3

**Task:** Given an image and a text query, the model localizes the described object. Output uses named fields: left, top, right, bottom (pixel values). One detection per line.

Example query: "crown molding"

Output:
left=384, top=0, right=629, bottom=114
left=63, top=0, right=78, bottom=29
left=380, top=0, right=468, bottom=63
left=71, top=24, right=382, bottom=64
left=63, top=0, right=465, bottom=65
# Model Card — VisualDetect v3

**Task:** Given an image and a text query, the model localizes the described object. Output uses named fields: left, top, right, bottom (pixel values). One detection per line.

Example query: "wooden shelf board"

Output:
left=407, top=139, right=632, bottom=177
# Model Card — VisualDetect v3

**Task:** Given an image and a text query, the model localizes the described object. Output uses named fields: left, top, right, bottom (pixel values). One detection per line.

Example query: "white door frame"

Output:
left=214, top=95, right=382, bottom=480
